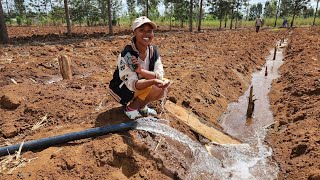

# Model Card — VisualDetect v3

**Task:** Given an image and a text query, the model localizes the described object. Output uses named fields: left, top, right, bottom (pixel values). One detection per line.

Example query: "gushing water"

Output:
left=159, top=87, right=169, bottom=117
left=135, top=118, right=278, bottom=179
left=135, top=117, right=229, bottom=180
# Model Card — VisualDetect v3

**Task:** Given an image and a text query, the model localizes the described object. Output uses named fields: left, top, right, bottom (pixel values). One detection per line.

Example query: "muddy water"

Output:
left=135, top=41, right=287, bottom=179
left=215, top=40, right=288, bottom=179
left=219, top=40, right=287, bottom=141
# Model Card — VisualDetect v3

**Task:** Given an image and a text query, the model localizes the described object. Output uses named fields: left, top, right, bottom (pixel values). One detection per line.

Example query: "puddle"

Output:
left=43, top=66, right=105, bottom=84
left=45, top=75, right=63, bottom=84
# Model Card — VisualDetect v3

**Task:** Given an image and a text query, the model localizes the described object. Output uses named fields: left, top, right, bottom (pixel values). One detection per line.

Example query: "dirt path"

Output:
left=0, top=26, right=309, bottom=179
left=266, top=27, right=320, bottom=180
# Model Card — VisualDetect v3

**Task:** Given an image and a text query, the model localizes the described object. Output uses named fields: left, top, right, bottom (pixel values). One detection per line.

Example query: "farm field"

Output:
left=0, top=26, right=319, bottom=179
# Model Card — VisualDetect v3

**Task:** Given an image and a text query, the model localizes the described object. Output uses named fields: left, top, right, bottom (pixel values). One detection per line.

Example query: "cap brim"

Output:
left=134, top=22, right=157, bottom=31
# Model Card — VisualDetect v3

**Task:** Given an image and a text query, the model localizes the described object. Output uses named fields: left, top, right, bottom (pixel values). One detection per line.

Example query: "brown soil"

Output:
left=266, top=27, right=320, bottom=180
left=0, top=26, right=318, bottom=179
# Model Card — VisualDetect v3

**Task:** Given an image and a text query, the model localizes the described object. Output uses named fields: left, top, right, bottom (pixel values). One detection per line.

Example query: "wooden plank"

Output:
left=165, top=101, right=241, bottom=145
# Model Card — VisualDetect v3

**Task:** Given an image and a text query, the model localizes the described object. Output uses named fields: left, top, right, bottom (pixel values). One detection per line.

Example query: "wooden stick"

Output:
left=58, top=55, right=72, bottom=80
left=273, top=45, right=277, bottom=60
left=154, top=138, right=163, bottom=151
left=265, top=66, right=268, bottom=76
left=246, top=86, right=254, bottom=118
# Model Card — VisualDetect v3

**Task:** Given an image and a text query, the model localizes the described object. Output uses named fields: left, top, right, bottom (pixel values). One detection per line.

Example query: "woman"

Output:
left=109, top=16, right=170, bottom=120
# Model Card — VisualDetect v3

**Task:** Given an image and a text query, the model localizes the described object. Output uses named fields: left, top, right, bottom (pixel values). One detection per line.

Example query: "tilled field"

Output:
left=266, top=27, right=320, bottom=180
left=1, top=26, right=314, bottom=179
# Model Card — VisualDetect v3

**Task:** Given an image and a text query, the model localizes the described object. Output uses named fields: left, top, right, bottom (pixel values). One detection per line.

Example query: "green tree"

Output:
left=98, top=0, right=108, bottom=25
left=234, top=0, right=243, bottom=29
left=197, top=0, right=203, bottom=31
left=264, top=0, right=277, bottom=18
left=107, top=0, right=113, bottom=35
left=313, top=0, right=319, bottom=25
left=280, top=0, right=310, bottom=26
left=14, top=0, right=25, bottom=17
left=110, top=0, right=122, bottom=24
left=302, top=6, right=314, bottom=18
left=137, top=0, right=160, bottom=18
left=163, top=1, right=175, bottom=27
left=257, top=3, right=263, bottom=15
left=274, top=0, right=281, bottom=27
left=229, top=0, right=235, bottom=29
left=0, top=1, right=9, bottom=44
left=249, top=3, right=263, bottom=20
left=243, top=0, right=249, bottom=19
left=289, top=0, right=310, bottom=27
left=165, top=0, right=189, bottom=28
left=5, top=0, right=12, bottom=24
left=207, top=0, right=231, bottom=29
left=70, top=0, right=86, bottom=26
left=249, top=4, right=257, bottom=20
left=51, top=6, right=65, bottom=25
left=64, top=0, right=71, bottom=36
left=189, top=0, right=193, bottom=31
left=127, top=0, right=137, bottom=23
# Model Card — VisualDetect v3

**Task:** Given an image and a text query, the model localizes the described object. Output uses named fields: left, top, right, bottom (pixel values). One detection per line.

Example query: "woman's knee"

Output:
left=145, top=86, right=161, bottom=101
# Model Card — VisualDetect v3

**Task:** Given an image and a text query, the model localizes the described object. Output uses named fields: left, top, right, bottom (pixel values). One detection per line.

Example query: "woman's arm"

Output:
left=118, top=54, right=139, bottom=91
left=135, top=78, right=166, bottom=90
left=132, top=55, right=164, bottom=80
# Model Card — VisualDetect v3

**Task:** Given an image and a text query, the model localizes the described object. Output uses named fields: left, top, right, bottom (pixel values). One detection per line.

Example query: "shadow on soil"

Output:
left=95, top=106, right=131, bottom=127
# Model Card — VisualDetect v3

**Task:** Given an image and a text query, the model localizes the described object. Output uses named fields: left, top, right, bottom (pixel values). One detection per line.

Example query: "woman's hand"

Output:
left=131, top=56, right=142, bottom=73
left=153, top=79, right=170, bottom=88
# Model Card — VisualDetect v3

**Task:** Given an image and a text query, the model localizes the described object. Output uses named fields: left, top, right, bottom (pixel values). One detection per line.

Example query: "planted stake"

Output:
left=273, top=45, right=277, bottom=60
left=246, top=86, right=255, bottom=118
left=265, top=66, right=268, bottom=76
left=58, top=55, right=72, bottom=80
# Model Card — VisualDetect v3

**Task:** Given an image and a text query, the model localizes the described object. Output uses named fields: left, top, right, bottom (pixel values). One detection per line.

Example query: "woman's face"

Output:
left=134, top=24, right=154, bottom=47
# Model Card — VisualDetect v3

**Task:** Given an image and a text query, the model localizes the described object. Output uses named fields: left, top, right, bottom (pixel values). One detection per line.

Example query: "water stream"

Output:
left=219, top=40, right=287, bottom=141
left=134, top=40, right=287, bottom=179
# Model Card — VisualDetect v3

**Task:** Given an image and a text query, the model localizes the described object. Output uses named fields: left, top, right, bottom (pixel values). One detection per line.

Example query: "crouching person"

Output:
left=108, top=16, right=171, bottom=120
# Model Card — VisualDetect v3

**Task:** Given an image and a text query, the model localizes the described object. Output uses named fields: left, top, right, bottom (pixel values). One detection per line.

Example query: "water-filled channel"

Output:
left=135, top=40, right=287, bottom=179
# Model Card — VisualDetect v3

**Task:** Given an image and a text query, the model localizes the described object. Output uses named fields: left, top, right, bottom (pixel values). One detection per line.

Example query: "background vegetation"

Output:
left=0, top=0, right=319, bottom=43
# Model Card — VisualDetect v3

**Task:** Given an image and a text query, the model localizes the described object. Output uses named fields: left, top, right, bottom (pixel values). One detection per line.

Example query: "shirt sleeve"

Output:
left=117, top=54, right=139, bottom=92
left=153, top=55, right=164, bottom=80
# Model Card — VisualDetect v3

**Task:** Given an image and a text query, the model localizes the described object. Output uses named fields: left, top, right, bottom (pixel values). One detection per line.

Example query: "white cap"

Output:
left=132, top=16, right=157, bottom=32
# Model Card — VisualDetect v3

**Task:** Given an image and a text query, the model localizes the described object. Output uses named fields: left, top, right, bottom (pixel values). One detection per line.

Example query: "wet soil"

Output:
left=0, top=26, right=317, bottom=179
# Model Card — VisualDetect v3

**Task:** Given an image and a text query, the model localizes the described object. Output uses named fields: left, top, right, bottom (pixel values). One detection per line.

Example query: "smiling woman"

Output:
left=108, top=16, right=171, bottom=120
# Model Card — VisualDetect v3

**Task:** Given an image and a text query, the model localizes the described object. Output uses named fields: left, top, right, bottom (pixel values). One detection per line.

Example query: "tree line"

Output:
left=1, top=0, right=320, bottom=44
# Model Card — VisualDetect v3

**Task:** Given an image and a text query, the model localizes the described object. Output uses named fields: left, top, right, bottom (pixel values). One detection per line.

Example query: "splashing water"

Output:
left=207, top=128, right=278, bottom=180
left=159, top=87, right=169, bottom=117
left=135, top=117, right=229, bottom=180
left=135, top=117, right=278, bottom=179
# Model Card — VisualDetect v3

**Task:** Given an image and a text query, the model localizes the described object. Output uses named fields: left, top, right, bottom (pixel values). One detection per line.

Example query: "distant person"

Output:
left=282, top=18, right=288, bottom=28
left=108, top=16, right=171, bottom=120
left=255, top=16, right=263, bottom=32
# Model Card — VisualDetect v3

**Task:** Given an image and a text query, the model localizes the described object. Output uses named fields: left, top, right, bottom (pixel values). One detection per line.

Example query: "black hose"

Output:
left=0, top=121, right=137, bottom=157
